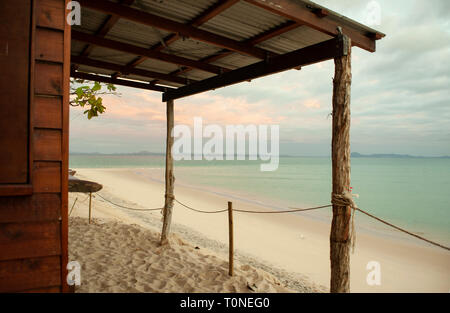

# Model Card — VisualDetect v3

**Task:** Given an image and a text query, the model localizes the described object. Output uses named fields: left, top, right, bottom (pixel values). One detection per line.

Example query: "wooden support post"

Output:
left=88, top=192, right=92, bottom=224
left=330, top=34, right=352, bottom=293
left=228, top=201, right=234, bottom=276
left=161, top=99, right=175, bottom=245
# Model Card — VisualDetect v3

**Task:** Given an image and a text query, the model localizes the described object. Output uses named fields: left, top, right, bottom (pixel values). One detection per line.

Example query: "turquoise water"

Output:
left=69, top=155, right=450, bottom=246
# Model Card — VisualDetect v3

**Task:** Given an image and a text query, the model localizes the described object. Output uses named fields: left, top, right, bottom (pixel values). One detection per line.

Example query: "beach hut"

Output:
left=0, top=0, right=384, bottom=293
left=0, top=0, right=71, bottom=292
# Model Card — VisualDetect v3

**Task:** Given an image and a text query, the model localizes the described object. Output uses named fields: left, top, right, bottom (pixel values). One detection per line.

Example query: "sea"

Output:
left=69, top=154, right=450, bottom=247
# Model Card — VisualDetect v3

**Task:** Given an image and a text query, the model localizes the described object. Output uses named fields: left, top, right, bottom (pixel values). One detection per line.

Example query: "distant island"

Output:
left=70, top=151, right=165, bottom=156
left=351, top=152, right=450, bottom=159
left=69, top=151, right=450, bottom=159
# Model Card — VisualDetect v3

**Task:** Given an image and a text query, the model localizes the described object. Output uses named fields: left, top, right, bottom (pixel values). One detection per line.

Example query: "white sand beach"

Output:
left=69, top=168, right=450, bottom=293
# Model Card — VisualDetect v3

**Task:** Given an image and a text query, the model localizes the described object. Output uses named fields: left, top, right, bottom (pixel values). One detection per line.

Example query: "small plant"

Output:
left=70, top=78, right=118, bottom=119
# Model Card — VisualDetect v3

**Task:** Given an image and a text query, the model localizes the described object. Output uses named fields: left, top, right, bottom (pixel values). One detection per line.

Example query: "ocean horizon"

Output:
left=69, top=154, right=450, bottom=247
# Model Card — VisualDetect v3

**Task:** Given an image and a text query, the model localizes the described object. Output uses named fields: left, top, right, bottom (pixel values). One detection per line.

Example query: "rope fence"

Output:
left=95, top=193, right=163, bottom=212
left=174, top=195, right=450, bottom=252
left=79, top=191, right=450, bottom=252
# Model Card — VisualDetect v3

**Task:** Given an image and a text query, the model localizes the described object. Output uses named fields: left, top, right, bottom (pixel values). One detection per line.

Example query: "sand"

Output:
left=69, top=217, right=292, bottom=293
left=69, top=168, right=450, bottom=293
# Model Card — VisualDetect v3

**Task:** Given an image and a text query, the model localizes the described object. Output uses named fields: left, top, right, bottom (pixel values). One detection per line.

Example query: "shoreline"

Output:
left=70, top=167, right=450, bottom=292
left=130, top=166, right=450, bottom=249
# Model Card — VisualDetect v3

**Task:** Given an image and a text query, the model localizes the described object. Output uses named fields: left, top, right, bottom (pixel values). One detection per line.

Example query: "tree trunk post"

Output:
left=330, top=33, right=352, bottom=293
left=161, top=99, right=175, bottom=245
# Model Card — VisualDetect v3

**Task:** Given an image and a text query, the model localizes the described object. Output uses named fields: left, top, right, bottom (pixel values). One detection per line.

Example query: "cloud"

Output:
left=70, top=0, right=450, bottom=156
left=304, top=99, right=321, bottom=109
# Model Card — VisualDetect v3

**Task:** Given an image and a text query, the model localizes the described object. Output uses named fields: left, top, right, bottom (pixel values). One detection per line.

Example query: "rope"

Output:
left=174, top=198, right=228, bottom=214
left=176, top=193, right=450, bottom=251
left=233, top=205, right=332, bottom=214
left=174, top=198, right=330, bottom=214
left=88, top=191, right=450, bottom=252
left=95, top=193, right=163, bottom=212
left=331, top=191, right=450, bottom=252
left=354, top=207, right=450, bottom=251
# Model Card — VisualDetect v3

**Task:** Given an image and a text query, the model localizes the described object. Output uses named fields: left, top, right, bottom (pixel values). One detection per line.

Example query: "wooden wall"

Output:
left=0, top=0, right=70, bottom=293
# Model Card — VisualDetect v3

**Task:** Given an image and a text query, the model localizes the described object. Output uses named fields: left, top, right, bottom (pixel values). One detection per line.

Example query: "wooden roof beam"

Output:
left=163, top=36, right=349, bottom=101
left=71, top=55, right=196, bottom=85
left=78, top=0, right=272, bottom=59
left=120, top=0, right=240, bottom=75
left=71, top=71, right=173, bottom=92
left=72, top=30, right=230, bottom=75
left=162, top=20, right=302, bottom=80
left=79, top=0, right=135, bottom=58
left=244, top=0, right=382, bottom=52
left=191, top=0, right=240, bottom=27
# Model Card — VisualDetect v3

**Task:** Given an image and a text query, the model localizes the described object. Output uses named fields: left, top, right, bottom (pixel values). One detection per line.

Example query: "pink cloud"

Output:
left=304, top=99, right=322, bottom=109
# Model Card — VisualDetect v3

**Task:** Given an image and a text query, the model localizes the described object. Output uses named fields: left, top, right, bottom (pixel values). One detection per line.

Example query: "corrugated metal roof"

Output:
left=134, top=58, right=182, bottom=74
left=105, top=18, right=172, bottom=49
left=256, top=25, right=332, bottom=54
left=179, top=69, right=216, bottom=81
left=71, top=0, right=384, bottom=91
left=71, top=40, right=87, bottom=55
left=200, top=1, right=288, bottom=41
left=88, top=47, right=137, bottom=64
left=130, top=0, right=217, bottom=24
left=76, top=8, right=110, bottom=35
left=210, top=53, right=260, bottom=69
left=163, top=38, right=223, bottom=60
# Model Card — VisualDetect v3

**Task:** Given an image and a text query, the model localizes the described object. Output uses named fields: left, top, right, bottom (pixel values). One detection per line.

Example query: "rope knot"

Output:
left=165, top=193, right=175, bottom=200
left=331, top=190, right=360, bottom=253
left=331, top=191, right=358, bottom=209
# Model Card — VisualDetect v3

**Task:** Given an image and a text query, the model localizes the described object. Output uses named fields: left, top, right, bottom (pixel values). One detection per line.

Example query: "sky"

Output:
left=69, top=0, right=450, bottom=156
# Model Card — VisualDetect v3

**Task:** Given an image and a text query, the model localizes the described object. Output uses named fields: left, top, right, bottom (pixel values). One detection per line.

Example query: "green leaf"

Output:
left=92, top=81, right=101, bottom=92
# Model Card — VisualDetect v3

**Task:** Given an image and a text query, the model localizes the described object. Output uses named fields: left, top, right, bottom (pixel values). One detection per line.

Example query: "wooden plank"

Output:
left=36, top=0, right=65, bottom=30
left=34, top=129, right=62, bottom=161
left=79, top=0, right=271, bottom=59
left=245, top=0, right=380, bottom=52
left=35, top=62, right=63, bottom=95
left=71, top=55, right=195, bottom=85
left=36, top=28, right=64, bottom=63
left=163, top=37, right=347, bottom=101
left=21, top=286, right=61, bottom=293
left=330, top=35, right=352, bottom=293
left=71, top=71, right=172, bottom=92
left=29, top=0, right=37, bottom=187
left=0, top=194, right=61, bottom=223
left=61, top=1, right=71, bottom=292
left=33, top=162, right=61, bottom=193
left=0, top=256, right=61, bottom=292
left=0, top=185, right=33, bottom=197
left=0, top=0, right=31, bottom=184
left=34, top=96, right=63, bottom=129
left=0, top=222, right=61, bottom=261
